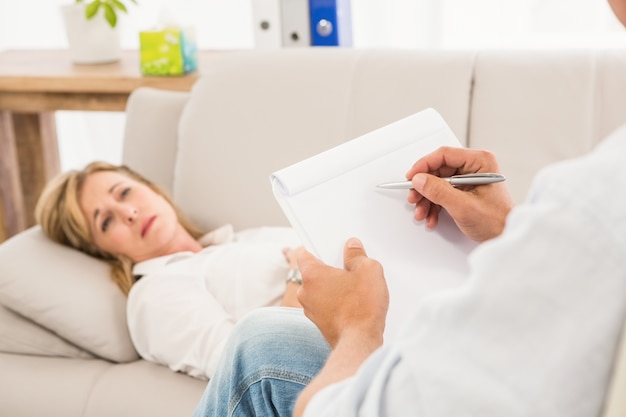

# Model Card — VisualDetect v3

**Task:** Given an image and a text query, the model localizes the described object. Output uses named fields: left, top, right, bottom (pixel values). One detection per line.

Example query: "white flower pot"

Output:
left=61, top=3, right=122, bottom=64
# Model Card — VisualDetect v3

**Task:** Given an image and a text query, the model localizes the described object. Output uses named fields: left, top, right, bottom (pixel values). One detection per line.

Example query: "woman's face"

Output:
left=79, top=170, right=181, bottom=263
left=608, top=0, right=626, bottom=26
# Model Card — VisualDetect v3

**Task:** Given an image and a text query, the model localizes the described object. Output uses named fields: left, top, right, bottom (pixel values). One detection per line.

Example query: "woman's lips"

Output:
left=141, top=215, right=156, bottom=238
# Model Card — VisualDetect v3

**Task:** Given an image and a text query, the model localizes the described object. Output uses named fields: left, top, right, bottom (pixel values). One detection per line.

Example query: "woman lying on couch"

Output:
left=34, top=161, right=310, bottom=379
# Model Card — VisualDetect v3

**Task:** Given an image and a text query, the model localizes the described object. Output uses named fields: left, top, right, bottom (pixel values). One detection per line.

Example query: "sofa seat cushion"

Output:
left=0, top=353, right=206, bottom=417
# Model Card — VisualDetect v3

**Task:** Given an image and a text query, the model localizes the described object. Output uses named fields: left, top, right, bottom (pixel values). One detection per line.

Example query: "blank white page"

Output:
left=271, top=108, right=477, bottom=341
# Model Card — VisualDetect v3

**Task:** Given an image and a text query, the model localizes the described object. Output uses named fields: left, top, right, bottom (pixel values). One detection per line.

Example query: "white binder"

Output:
left=251, top=0, right=282, bottom=49
left=280, top=0, right=311, bottom=47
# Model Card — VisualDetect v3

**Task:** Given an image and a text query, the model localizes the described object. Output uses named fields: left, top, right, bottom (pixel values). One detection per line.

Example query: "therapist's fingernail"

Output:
left=412, top=174, right=426, bottom=190
left=347, top=238, right=363, bottom=249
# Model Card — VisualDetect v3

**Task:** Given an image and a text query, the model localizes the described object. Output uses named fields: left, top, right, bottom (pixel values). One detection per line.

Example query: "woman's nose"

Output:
left=122, top=206, right=138, bottom=224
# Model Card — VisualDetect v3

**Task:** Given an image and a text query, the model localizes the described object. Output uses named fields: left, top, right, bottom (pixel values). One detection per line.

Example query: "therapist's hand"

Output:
left=293, top=239, right=388, bottom=417
left=406, top=146, right=514, bottom=242
left=297, top=238, right=388, bottom=349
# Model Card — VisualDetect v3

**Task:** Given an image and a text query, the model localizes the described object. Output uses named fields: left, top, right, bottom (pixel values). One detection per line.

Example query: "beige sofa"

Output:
left=1, top=49, right=625, bottom=417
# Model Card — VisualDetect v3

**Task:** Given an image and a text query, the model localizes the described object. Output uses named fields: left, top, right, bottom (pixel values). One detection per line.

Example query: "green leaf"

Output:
left=103, top=3, right=117, bottom=27
left=110, top=0, right=127, bottom=13
left=85, top=1, right=101, bottom=19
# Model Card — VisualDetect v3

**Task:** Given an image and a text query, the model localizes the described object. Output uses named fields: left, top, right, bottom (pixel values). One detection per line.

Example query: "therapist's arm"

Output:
left=293, top=238, right=389, bottom=417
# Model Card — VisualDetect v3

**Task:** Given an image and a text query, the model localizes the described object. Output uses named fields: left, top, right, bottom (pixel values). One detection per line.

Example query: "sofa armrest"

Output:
left=123, top=87, right=191, bottom=197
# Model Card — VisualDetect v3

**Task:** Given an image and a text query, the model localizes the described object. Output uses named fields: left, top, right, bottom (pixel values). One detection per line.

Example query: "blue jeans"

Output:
left=191, top=307, right=331, bottom=417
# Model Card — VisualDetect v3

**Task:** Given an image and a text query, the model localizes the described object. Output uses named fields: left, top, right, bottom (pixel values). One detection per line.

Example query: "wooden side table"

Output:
left=0, top=49, right=224, bottom=241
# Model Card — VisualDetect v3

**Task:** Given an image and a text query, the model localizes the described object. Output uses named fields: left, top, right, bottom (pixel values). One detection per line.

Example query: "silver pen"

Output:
left=377, top=173, right=506, bottom=189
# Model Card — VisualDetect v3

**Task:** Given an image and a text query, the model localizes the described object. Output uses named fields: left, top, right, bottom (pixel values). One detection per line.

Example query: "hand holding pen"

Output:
left=400, top=146, right=515, bottom=242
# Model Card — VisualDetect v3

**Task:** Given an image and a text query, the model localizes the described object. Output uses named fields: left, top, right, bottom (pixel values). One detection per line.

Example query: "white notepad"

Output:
left=271, top=108, right=478, bottom=341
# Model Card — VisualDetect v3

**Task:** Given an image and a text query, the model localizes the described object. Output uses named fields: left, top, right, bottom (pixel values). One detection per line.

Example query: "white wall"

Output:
left=439, top=0, right=626, bottom=49
left=1, top=0, right=624, bottom=171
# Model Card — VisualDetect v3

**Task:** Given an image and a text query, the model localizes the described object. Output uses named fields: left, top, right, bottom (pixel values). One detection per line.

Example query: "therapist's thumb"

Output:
left=343, top=238, right=369, bottom=271
left=411, top=173, right=461, bottom=209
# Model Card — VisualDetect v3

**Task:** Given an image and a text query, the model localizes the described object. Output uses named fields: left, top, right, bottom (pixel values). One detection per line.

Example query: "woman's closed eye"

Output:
left=99, top=187, right=131, bottom=232
left=101, top=216, right=112, bottom=232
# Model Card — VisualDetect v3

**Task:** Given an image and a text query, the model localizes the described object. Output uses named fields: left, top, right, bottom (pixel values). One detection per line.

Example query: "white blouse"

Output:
left=127, top=226, right=301, bottom=379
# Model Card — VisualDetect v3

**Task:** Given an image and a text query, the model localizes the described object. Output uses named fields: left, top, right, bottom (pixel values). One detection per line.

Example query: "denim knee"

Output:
left=191, top=307, right=330, bottom=417
left=228, top=307, right=330, bottom=377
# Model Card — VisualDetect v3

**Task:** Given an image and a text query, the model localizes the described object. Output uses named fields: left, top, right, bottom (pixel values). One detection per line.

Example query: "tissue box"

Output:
left=139, top=27, right=198, bottom=76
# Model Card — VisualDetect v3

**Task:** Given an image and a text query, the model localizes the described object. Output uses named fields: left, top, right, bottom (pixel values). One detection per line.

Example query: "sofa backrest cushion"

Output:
left=172, top=49, right=476, bottom=232
left=469, top=50, right=626, bottom=202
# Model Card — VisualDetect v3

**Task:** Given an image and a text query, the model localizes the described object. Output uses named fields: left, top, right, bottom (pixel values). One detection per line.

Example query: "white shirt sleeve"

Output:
left=127, top=271, right=235, bottom=379
left=304, top=346, right=420, bottom=417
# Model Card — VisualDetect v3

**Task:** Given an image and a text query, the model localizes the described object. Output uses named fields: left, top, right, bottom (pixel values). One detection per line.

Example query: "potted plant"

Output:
left=79, top=0, right=138, bottom=28
left=61, top=0, right=138, bottom=64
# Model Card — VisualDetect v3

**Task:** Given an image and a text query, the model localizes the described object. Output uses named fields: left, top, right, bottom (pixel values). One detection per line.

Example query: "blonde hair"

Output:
left=35, top=161, right=205, bottom=295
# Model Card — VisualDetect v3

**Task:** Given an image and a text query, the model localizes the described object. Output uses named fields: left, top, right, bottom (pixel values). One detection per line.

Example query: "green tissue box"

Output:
left=139, top=27, right=198, bottom=76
